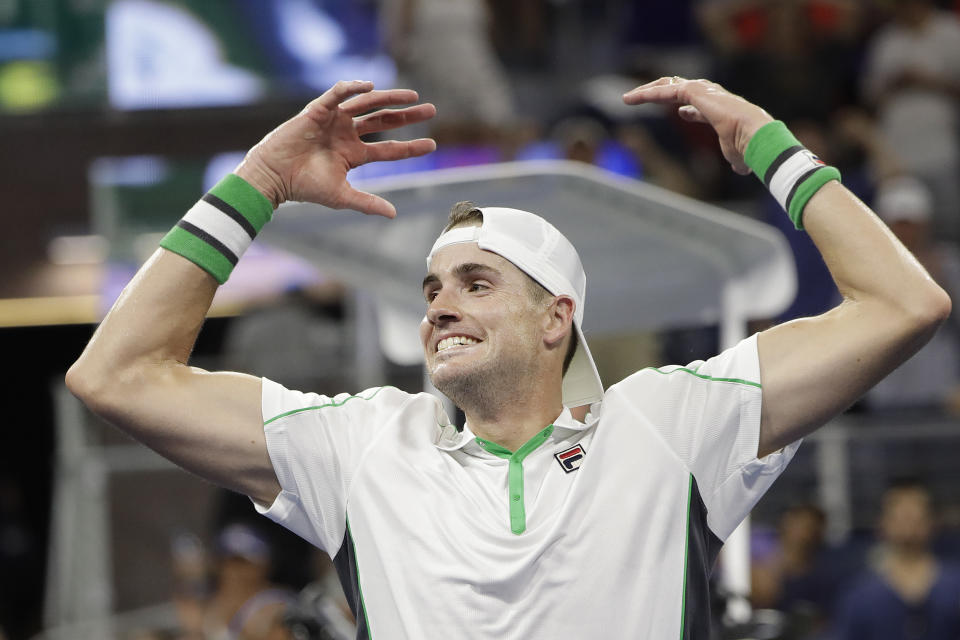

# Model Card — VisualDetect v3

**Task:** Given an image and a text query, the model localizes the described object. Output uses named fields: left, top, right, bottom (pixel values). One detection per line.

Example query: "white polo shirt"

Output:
left=256, top=334, right=799, bottom=639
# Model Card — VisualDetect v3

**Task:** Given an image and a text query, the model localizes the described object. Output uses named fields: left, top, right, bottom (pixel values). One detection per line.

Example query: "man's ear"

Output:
left=543, top=295, right=575, bottom=348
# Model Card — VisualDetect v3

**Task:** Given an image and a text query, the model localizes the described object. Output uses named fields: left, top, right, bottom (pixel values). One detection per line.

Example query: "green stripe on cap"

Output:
left=208, top=173, right=274, bottom=232
left=160, top=225, right=235, bottom=284
left=744, top=120, right=802, bottom=182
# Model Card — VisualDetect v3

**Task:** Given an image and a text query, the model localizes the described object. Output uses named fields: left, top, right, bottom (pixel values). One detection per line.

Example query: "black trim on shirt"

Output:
left=682, top=475, right=725, bottom=639
left=333, top=521, right=370, bottom=640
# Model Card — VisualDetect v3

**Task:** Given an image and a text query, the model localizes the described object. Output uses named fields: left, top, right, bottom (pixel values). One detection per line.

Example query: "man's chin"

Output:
left=428, top=366, right=462, bottom=395
left=429, top=363, right=482, bottom=400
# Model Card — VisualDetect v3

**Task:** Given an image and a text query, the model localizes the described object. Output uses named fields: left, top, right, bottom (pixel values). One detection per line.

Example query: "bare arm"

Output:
left=66, top=81, right=436, bottom=505
left=624, top=78, right=951, bottom=458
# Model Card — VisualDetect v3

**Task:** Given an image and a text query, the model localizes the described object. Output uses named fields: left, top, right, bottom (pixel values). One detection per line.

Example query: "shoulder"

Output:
left=607, top=334, right=761, bottom=399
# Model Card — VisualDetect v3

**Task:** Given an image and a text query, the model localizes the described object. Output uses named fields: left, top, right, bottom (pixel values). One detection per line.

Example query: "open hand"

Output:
left=623, top=77, right=772, bottom=175
left=235, top=80, right=436, bottom=217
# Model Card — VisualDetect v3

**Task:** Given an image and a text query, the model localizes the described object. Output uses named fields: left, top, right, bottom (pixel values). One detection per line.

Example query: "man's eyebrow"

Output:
left=422, top=263, right=503, bottom=291
left=453, top=262, right=502, bottom=278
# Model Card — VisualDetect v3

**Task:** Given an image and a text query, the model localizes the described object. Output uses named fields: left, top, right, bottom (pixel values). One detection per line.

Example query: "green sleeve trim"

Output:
left=476, top=425, right=555, bottom=535
left=644, top=366, right=761, bottom=389
left=263, top=386, right=394, bottom=425
left=159, top=225, right=234, bottom=284
left=744, top=120, right=800, bottom=181
left=210, top=173, right=275, bottom=231
left=679, top=474, right=693, bottom=639
left=787, top=166, right=841, bottom=230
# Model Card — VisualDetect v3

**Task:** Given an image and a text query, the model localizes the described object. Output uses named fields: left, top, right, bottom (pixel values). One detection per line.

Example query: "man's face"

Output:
left=420, top=241, right=546, bottom=401
left=880, top=487, right=934, bottom=550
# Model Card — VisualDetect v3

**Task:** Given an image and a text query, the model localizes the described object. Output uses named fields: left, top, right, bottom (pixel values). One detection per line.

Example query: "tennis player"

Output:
left=67, top=77, right=950, bottom=638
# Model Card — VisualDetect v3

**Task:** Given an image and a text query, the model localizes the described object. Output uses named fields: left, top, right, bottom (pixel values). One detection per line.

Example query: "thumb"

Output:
left=337, top=185, right=397, bottom=218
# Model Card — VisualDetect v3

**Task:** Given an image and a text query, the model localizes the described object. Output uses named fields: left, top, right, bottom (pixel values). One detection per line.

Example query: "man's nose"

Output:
left=426, top=290, right=461, bottom=325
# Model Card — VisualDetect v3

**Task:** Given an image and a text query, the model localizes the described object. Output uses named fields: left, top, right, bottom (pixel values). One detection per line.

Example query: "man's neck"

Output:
left=879, top=545, right=938, bottom=604
left=464, top=391, right=565, bottom=453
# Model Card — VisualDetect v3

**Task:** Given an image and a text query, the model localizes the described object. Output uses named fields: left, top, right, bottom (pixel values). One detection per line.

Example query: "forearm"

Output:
left=67, top=250, right=218, bottom=403
left=68, top=171, right=275, bottom=402
left=803, top=181, right=949, bottom=319
left=66, top=250, right=276, bottom=500
left=756, top=181, right=950, bottom=455
left=750, top=127, right=948, bottom=454
left=619, top=77, right=953, bottom=454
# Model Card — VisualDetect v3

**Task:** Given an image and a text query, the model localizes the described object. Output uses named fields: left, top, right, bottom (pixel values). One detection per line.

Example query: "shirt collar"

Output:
left=433, top=405, right=596, bottom=452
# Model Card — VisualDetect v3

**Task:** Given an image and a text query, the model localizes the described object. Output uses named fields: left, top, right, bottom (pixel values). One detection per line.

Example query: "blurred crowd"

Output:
left=750, top=481, right=960, bottom=639
left=4, top=0, right=960, bottom=638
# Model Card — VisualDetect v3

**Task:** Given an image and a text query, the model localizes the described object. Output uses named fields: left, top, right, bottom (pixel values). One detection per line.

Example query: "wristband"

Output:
left=744, top=120, right=841, bottom=230
left=159, top=174, right=274, bottom=284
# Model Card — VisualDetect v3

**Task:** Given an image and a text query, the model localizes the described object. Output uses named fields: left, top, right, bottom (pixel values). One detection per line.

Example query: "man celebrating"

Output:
left=68, top=78, right=950, bottom=638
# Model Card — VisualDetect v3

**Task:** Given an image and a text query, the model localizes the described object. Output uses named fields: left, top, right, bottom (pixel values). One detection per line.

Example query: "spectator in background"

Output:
left=696, top=0, right=862, bottom=122
left=170, top=531, right=210, bottom=640
left=862, top=0, right=960, bottom=241
left=752, top=504, right=850, bottom=638
left=380, top=0, right=517, bottom=143
left=203, top=523, right=297, bottom=640
left=835, top=480, right=960, bottom=640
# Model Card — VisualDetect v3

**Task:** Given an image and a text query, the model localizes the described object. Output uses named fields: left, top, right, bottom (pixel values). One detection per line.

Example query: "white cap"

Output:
left=427, top=207, right=604, bottom=408
left=875, top=176, right=932, bottom=224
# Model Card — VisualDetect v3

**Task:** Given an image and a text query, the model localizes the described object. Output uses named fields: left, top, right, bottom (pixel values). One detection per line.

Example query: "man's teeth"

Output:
left=437, top=336, right=479, bottom=352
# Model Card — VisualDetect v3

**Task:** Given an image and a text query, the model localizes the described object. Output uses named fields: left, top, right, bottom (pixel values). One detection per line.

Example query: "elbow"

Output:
left=65, top=357, right=111, bottom=412
left=901, top=282, right=952, bottom=339
left=916, top=283, right=952, bottom=328
left=66, top=354, right=137, bottom=415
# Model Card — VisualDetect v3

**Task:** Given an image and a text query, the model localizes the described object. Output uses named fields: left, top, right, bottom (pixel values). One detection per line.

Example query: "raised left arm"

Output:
left=754, top=181, right=949, bottom=456
left=624, top=78, right=952, bottom=457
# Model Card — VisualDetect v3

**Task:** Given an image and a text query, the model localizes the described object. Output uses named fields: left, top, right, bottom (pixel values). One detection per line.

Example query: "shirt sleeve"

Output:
left=253, top=379, right=413, bottom=554
left=610, top=334, right=800, bottom=540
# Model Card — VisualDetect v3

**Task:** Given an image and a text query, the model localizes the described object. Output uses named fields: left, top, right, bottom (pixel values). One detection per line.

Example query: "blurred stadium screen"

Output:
left=0, top=0, right=395, bottom=113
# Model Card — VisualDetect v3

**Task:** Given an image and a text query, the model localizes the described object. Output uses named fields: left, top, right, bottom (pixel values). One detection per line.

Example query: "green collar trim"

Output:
left=475, top=425, right=555, bottom=535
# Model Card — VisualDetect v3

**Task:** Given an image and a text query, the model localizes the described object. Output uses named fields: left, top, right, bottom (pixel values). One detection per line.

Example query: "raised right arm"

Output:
left=66, top=81, right=436, bottom=506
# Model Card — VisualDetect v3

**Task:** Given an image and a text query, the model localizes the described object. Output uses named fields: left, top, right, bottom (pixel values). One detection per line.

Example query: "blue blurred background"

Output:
left=2, top=1, right=960, bottom=638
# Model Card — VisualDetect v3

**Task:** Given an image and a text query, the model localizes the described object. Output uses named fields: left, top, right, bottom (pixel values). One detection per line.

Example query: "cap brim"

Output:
left=562, top=323, right=604, bottom=408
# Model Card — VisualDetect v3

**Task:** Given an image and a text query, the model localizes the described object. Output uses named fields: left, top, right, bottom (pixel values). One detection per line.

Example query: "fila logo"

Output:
left=803, top=149, right=826, bottom=166
left=555, top=444, right=586, bottom=473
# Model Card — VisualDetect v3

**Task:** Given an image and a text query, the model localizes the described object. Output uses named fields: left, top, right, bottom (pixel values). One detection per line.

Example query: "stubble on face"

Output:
left=428, top=294, right=545, bottom=421
left=431, top=331, right=539, bottom=422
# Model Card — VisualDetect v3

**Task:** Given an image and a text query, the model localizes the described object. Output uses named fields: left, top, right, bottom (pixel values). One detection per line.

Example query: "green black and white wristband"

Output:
left=744, top=120, right=841, bottom=230
left=159, top=174, right=274, bottom=284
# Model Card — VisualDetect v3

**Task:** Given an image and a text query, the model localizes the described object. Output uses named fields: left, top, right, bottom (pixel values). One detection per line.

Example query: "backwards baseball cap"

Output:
left=426, top=207, right=604, bottom=408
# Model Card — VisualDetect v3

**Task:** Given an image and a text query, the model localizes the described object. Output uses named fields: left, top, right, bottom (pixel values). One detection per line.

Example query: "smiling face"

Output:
left=420, top=240, right=553, bottom=412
